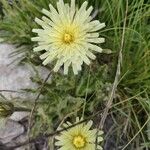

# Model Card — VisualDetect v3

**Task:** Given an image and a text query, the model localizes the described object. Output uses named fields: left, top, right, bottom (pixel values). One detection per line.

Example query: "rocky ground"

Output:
left=0, top=43, right=50, bottom=150
left=0, top=43, right=33, bottom=149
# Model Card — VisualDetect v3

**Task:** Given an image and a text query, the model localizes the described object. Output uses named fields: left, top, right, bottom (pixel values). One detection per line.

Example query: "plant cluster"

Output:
left=0, top=0, right=150, bottom=149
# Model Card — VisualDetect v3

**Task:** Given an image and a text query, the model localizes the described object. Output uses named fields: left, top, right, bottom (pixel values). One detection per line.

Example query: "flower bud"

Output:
left=0, top=102, right=14, bottom=118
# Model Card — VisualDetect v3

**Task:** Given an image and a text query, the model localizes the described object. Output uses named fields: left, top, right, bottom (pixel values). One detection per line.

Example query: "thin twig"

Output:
left=99, top=0, right=128, bottom=130
left=27, top=71, right=52, bottom=141
left=0, top=90, right=25, bottom=93
left=82, top=66, right=91, bottom=117
left=122, top=117, right=150, bottom=150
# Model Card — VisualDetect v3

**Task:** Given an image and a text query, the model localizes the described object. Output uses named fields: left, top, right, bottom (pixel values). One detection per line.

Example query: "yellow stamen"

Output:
left=63, top=33, right=74, bottom=44
left=73, top=135, right=86, bottom=148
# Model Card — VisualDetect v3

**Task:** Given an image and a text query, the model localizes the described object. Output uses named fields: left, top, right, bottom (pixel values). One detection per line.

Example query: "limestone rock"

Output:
left=0, top=119, right=24, bottom=144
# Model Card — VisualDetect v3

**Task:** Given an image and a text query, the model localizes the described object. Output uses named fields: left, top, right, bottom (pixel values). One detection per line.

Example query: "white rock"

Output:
left=0, top=44, right=36, bottom=99
left=0, top=43, right=50, bottom=99
left=10, top=112, right=30, bottom=122
left=0, top=43, right=50, bottom=148
left=0, top=119, right=24, bottom=144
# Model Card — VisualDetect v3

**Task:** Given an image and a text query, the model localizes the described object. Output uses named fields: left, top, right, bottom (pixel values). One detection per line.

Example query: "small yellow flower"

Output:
left=55, top=118, right=104, bottom=150
left=32, top=0, right=105, bottom=74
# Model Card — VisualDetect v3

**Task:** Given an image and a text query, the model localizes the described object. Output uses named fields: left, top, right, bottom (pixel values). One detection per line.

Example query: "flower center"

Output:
left=73, top=135, right=86, bottom=148
left=63, top=32, right=74, bottom=44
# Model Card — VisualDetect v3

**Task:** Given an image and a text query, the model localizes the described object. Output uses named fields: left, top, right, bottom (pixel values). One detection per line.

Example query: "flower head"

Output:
left=32, top=0, right=105, bottom=74
left=55, top=118, right=104, bottom=150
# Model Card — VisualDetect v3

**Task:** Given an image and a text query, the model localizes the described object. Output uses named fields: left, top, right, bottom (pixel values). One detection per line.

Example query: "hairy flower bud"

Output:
left=0, top=102, right=14, bottom=118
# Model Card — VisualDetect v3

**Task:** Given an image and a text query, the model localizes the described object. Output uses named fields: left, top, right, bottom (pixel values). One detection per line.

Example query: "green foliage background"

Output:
left=0, top=0, right=150, bottom=149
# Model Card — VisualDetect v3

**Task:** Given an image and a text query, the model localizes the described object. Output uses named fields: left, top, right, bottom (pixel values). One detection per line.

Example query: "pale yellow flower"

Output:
left=32, top=0, right=105, bottom=74
left=55, top=118, right=103, bottom=150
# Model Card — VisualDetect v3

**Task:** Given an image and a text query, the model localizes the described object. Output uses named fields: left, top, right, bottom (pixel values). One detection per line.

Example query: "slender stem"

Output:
left=82, top=67, right=91, bottom=118
left=27, top=71, right=52, bottom=145
left=99, top=0, right=128, bottom=129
